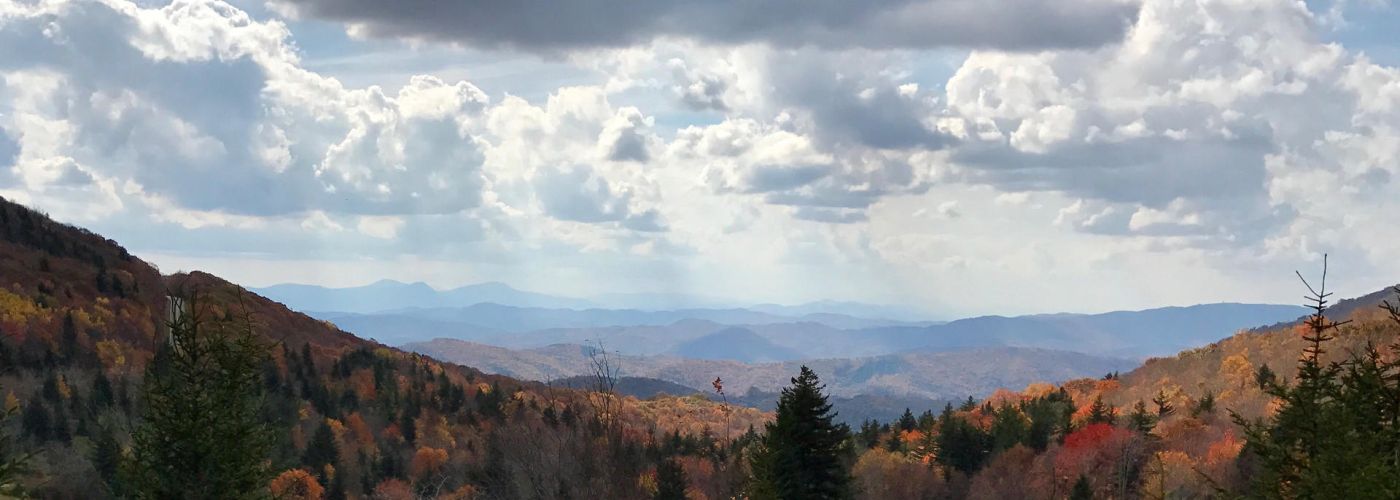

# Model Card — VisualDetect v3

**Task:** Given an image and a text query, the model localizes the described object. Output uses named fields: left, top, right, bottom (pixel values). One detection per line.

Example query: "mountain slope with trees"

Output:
left=0, top=197, right=765, bottom=498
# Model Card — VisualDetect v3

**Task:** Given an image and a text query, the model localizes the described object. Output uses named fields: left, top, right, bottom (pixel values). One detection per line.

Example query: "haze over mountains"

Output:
left=252, top=279, right=1311, bottom=424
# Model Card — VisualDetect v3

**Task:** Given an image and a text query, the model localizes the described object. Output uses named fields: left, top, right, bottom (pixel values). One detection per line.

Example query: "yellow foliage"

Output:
left=0, top=288, right=42, bottom=325
left=95, top=340, right=129, bottom=374
left=4, top=392, right=18, bottom=413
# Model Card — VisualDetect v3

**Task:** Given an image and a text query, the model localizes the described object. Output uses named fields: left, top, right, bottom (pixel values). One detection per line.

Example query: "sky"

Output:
left=1, top=0, right=1399, bottom=316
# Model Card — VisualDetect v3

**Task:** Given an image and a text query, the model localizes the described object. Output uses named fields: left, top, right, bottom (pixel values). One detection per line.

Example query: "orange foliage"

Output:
left=372, top=479, right=415, bottom=500
left=269, top=468, right=324, bottom=500
left=1206, top=432, right=1243, bottom=465
left=346, top=412, right=375, bottom=450
left=410, top=446, right=449, bottom=478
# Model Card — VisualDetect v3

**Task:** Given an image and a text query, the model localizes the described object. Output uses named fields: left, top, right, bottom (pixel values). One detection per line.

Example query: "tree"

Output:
left=1069, top=475, right=1094, bottom=500
left=1151, top=390, right=1174, bottom=418
left=654, top=458, right=688, bottom=500
left=124, top=292, right=275, bottom=499
left=91, top=423, right=123, bottom=494
left=1234, top=262, right=1400, bottom=497
left=749, top=366, right=853, bottom=499
left=269, top=469, right=324, bottom=500
left=1189, top=391, right=1215, bottom=418
left=20, top=401, right=50, bottom=441
left=934, top=409, right=991, bottom=475
left=1127, top=400, right=1156, bottom=434
left=1086, top=395, right=1116, bottom=425
left=897, top=408, right=917, bottom=432
left=0, top=402, right=32, bottom=498
left=303, top=421, right=341, bottom=473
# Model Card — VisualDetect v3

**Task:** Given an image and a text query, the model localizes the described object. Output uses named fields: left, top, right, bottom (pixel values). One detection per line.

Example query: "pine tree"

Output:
left=1087, top=395, right=1116, bottom=425
left=91, top=371, right=114, bottom=409
left=748, top=366, right=853, bottom=499
left=1234, top=261, right=1400, bottom=497
left=897, top=408, right=917, bottom=432
left=1151, top=389, right=1174, bottom=417
left=21, top=401, right=50, bottom=441
left=654, top=458, right=688, bottom=500
left=91, top=423, right=123, bottom=494
left=1127, top=400, right=1156, bottom=433
left=124, top=292, right=275, bottom=499
left=303, top=421, right=341, bottom=472
left=935, top=409, right=991, bottom=475
left=1190, top=390, right=1216, bottom=417
left=1069, top=475, right=1094, bottom=500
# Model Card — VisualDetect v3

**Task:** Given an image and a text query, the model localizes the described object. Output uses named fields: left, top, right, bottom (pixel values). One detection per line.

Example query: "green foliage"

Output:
left=654, top=458, right=688, bottom=500
left=1235, top=277, right=1400, bottom=498
left=1086, top=395, right=1116, bottom=425
left=1070, top=475, right=1094, bottom=500
left=303, top=420, right=341, bottom=473
left=123, top=293, right=275, bottom=500
left=0, top=403, right=33, bottom=498
left=91, top=422, right=123, bottom=495
left=935, top=406, right=991, bottom=475
left=1127, top=400, right=1156, bottom=434
left=989, top=405, right=1029, bottom=452
left=749, top=366, right=853, bottom=499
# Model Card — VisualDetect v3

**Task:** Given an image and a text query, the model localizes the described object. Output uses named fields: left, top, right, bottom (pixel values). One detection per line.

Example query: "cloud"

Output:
left=531, top=164, right=666, bottom=232
left=0, top=0, right=666, bottom=248
left=271, top=0, right=1139, bottom=52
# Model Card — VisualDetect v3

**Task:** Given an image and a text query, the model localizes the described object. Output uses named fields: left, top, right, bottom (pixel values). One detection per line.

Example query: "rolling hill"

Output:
left=404, top=338, right=1138, bottom=402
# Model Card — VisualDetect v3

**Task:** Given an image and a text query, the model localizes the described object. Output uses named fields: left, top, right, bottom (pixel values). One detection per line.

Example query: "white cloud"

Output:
left=3, top=0, right=1399, bottom=313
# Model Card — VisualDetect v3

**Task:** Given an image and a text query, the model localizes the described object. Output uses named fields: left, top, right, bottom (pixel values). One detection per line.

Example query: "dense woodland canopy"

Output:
left=1, top=194, right=1399, bottom=499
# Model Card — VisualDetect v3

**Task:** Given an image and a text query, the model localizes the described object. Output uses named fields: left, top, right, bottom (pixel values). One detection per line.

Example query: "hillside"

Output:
left=839, top=282, right=1400, bottom=498
left=405, top=339, right=1137, bottom=401
left=0, top=196, right=766, bottom=498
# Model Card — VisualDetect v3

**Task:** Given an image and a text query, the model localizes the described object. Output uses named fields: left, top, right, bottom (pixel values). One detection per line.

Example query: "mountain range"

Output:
left=313, top=302, right=1306, bottom=360
left=404, top=338, right=1140, bottom=402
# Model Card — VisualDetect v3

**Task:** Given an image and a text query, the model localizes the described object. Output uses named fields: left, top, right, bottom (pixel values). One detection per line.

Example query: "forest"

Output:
left=2, top=195, right=1400, bottom=499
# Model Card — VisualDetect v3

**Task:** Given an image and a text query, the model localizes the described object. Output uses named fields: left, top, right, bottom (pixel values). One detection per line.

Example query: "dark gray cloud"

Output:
left=274, top=0, right=1139, bottom=52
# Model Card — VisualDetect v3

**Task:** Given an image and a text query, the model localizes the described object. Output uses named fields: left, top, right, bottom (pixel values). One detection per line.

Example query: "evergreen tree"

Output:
left=303, top=421, right=341, bottom=472
left=748, top=366, right=853, bottom=499
left=897, top=408, right=917, bottom=432
left=654, top=458, right=688, bottom=500
left=989, top=405, right=1029, bottom=452
left=1086, top=395, right=1116, bottom=425
left=1069, top=475, right=1094, bottom=500
left=857, top=419, right=881, bottom=449
left=1190, top=391, right=1216, bottom=417
left=91, top=423, right=123, bottom=494
left=91, top=371, right=114, bottom=409
left=935, top=409, right=991, bottom=475
left=124, top=293, right=275, bottom=499
left=1127, top=400, right=1156, bottom=433
left=1151, top=390, right=1174, bottom=417
left=1235, top=266, right=1400, bottom=497
left=21, top=401, right=50, bottom=441
left=1254, top=363, right=1278, bottom=390
left=0, top=402, right=31, bottom=498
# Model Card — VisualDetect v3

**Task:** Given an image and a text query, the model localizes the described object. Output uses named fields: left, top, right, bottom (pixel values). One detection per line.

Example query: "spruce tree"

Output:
left=1127, top=400, right=1156, bottom=433
left=748, top=366, right=852, bottom=499
left=1234, top=263, right=1400, bottom=497
left=124, top=292, right=275, bottom=499
left=654, top=458, right=688, bottom=500
left=91, top=423, right=123, bottom=494
left=303, top=421, right=341, bottom=473
left=1069, top=475, right=1094, bottom=500
left=1086, top=395, right=1116, bottom=425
